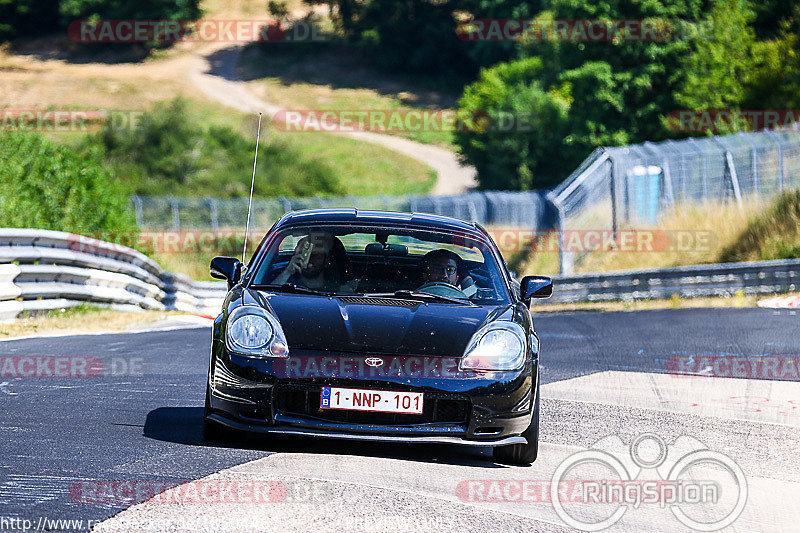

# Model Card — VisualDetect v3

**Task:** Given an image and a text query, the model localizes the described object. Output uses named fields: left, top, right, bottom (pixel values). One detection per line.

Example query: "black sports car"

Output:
left=205, top=209, right=552, bottom=464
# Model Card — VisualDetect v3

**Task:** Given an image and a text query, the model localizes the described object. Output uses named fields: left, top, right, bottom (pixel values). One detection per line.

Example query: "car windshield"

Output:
left=249, top=223, right=511, bottom=305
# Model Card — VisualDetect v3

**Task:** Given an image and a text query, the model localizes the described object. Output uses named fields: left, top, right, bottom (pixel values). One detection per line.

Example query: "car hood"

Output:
left=243, top=289, right=512, bottom=356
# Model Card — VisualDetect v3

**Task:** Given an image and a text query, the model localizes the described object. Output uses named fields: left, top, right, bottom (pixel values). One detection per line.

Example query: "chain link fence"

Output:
left=131, top=191, right=554, bottom=232
left=131, top=128, right=800, bottom=275
left=548, top=128, right=800, bottom=273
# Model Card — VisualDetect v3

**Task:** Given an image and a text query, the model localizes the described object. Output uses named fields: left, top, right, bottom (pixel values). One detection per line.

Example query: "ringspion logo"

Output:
left=550, top=434, right=747, bottom=531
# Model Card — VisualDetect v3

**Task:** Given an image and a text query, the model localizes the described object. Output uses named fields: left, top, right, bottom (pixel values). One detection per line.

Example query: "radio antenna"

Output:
left=242, top=112, right=263, bottom=263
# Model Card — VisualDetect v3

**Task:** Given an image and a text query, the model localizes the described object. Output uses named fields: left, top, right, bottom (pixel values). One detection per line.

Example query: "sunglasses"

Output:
left=426, top=264, right=457, bottom=276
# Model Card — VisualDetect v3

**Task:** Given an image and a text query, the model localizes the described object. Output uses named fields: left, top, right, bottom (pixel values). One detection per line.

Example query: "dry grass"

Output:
left=0, top=305, right=183, bottom=339
left=237, top=43, right=460, bottom=148
left=719, top=189, right=800, bottom=262
left=152, top=252, right=217, bottom=281
left=513, top=200, right=764, bottom=277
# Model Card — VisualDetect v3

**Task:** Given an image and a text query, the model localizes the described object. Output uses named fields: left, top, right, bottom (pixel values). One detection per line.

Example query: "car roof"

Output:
left=274, top=209, right=483, bottom=234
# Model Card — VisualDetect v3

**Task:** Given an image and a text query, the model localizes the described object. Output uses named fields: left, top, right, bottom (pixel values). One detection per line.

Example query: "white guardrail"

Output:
left=2, top=229, right=798, bottom=320
left=0, top=229, right=228, bottom=321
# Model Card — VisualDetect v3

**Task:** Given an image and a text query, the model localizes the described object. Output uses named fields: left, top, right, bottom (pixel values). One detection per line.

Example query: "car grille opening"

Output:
left=336, top=296, right=420, bottom=308
left=273, top=383, right=470, bottom=425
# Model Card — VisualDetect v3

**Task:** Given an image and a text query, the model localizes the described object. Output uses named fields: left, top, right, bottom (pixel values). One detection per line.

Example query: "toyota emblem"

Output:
left=364, top=357, right=384, bottom=367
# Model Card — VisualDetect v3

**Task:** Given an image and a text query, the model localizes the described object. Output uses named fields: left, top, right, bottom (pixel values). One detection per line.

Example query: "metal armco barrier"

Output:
left=544, top=258, right=800, bottom=304
left=0, top=229, right=227, bottom=321
left=3, top=230, right=798, bottom=319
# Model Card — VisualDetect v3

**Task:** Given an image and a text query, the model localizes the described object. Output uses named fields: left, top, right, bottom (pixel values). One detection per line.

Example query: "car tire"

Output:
left=202, top=383, right=230, bottom=442
left=493, top=390, right=539, bottom=465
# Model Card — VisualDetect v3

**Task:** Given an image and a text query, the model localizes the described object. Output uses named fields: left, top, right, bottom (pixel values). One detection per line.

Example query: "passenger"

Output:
left=273, top=232, right=350, bottom=291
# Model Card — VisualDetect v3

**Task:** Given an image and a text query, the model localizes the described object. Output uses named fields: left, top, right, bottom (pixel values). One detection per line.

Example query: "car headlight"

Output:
left=459, top=322, right=526, bottom=371
left=225, top=306, right=289, bottom=358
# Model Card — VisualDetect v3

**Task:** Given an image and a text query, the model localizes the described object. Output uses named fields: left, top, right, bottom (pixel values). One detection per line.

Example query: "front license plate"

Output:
left=320, top=387, right=423, bottom=414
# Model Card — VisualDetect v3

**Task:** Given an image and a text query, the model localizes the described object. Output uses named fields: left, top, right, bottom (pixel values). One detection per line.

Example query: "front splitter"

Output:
left=207, top=414, right=526, bottom=447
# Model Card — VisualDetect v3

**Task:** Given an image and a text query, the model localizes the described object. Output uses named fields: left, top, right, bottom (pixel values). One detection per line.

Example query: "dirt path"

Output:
left=186, top=44, right=477, bottom=196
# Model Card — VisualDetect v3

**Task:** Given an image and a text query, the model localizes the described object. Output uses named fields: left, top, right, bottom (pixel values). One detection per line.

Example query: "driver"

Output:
left=420, top=249, right=477, bottom=296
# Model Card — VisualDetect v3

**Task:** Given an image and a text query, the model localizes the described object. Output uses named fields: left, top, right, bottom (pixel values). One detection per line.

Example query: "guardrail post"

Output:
left=205, top=197, right=219, bottom=232
left=764, top=130, right=785, bottom=192
left=467, top=196, right=479, bottom=222
left=739, top=133, right=759, bottom=195
left=169, top=197, right=180, bottom=231
left=609, top=152, right=618, bottom=238
left=131, top=195, right=144, bottom=228
left=725, top=151, right=744, bottom=210
left=550, top=201, right=573, bottom=275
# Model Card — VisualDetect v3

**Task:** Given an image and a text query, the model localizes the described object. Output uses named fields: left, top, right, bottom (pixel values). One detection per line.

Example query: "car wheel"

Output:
left=202, top=383, right=229, bottom=442
left=493, top=390, right=539, bottom=465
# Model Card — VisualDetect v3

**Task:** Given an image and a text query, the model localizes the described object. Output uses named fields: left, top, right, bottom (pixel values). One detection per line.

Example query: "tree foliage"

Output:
left=0, top=0, right=201, bottom=42
left=455, top=58, right=572, bottom=190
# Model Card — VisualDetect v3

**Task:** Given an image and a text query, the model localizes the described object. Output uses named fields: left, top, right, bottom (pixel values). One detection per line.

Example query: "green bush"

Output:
left=86, top=97, right=345, bottom=198
left=0, top=132, right=136, bottom=232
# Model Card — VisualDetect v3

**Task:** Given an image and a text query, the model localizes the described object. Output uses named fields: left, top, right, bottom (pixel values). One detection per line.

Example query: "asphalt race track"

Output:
left=1, top=308, right=799, bottom=532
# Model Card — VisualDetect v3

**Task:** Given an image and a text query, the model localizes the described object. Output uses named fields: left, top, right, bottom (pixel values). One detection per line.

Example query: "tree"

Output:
left=674, top=0, right=757, bottom=121
left=455, top=58, right=573, bottom=190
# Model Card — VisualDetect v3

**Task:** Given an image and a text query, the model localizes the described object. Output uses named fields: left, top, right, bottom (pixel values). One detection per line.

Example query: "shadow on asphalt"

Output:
left=143, top=407, right=509, bottom=468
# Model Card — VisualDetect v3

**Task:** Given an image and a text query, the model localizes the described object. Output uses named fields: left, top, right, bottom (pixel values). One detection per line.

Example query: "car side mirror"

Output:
left=520, top=275, right=553, bottom=303
left=210, top=256, right=243, bottom=290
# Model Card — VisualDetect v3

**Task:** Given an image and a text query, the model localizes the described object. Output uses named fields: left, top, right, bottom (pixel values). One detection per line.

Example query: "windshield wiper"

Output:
left=366, top=290, right=476, bottom=306
left=256, top=283, right=333, bottom=296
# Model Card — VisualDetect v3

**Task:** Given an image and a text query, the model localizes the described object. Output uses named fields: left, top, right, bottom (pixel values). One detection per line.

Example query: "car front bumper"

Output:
left=207, top=342, right=537, bottom=445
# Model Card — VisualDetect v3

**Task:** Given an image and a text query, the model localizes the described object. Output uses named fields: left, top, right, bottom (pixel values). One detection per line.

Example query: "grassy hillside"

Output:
left=239, top=43, right=460, bottom=149
left=720, top=190, right=800, bottom=262
left=55, top=97, right=435, bottom=198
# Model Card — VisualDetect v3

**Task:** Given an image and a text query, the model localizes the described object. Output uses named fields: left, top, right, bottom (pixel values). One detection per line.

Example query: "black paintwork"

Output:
left=206, top=210, right=544, bottom=444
